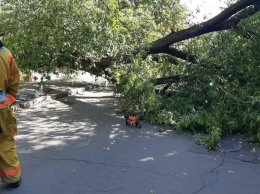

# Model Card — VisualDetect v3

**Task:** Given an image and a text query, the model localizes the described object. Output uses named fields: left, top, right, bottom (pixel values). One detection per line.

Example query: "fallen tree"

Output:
left=1, top=0, right=260, bottom=149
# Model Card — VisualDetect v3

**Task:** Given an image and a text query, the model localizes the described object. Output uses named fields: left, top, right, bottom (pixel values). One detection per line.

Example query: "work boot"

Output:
left=10, top=178, right=21, bottom=188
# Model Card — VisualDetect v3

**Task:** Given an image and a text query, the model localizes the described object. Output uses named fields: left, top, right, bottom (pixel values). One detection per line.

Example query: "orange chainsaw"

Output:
left=124, top=115, right=141, bottom=128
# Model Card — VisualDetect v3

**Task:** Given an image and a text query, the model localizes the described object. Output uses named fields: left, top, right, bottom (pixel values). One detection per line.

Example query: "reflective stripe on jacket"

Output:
left=0, top=94, right=16, bottom=108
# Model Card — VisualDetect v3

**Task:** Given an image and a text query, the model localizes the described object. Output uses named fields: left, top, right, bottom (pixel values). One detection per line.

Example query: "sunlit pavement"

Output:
left=0, top=86, right=260, bottom=194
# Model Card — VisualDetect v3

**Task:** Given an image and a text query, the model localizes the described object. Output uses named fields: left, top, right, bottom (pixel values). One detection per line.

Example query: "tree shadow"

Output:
left=3, top=89, right=234, bottom=193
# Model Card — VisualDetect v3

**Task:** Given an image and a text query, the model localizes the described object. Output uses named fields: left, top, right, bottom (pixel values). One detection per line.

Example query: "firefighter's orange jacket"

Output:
left=0, top=47, right=19, bottom=108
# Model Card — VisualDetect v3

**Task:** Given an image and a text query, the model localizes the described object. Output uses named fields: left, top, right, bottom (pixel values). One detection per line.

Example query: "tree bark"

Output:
left=149, top=0, right=260, bottom=54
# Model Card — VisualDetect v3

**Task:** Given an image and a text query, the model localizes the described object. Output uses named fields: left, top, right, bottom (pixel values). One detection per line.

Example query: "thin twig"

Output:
left=217, top=85, right=259, bottom=104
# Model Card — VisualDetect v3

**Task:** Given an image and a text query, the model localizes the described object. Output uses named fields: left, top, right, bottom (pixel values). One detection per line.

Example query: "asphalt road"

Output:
left=0, top=88, right=259, bottom=194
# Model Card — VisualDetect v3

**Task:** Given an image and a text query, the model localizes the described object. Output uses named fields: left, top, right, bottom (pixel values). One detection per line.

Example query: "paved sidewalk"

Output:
left=0, top=81, right=259, bottom=194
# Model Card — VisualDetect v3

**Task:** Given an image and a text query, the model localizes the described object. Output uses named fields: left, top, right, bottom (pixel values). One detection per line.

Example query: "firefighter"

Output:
left=0, top=40, right=21, bottom=188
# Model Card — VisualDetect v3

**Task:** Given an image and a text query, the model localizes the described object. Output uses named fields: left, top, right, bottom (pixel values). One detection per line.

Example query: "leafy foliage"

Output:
left=0, top=0, right=185, bottom=76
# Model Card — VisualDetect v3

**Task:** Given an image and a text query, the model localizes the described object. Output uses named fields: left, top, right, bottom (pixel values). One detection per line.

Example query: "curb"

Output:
left=12, top=88, right=69, bottom=112
left=46, top=88, right=70, bottom=99
left=12, top=96, right=52, bottom=111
